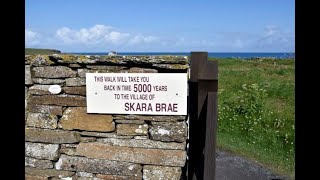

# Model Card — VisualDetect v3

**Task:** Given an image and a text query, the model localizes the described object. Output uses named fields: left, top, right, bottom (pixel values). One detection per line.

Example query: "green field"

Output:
left=25, top=48, right=61, bottom=55
left=213, top=57, right=295, bottom=179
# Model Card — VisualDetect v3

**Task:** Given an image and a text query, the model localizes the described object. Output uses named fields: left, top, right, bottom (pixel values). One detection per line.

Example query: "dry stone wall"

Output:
left=25, top=54, right=189, bottom=180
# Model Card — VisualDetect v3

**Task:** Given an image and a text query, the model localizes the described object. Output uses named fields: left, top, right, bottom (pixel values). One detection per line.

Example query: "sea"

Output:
left=69, top=52, right=295, bottom=59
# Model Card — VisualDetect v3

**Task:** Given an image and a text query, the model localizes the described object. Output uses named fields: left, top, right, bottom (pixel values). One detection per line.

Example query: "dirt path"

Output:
left=215, top=149, right=291, bottom=180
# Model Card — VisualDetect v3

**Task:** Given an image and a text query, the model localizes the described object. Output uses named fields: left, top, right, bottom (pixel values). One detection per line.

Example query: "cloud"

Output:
left=209, top=26, right=294, bottom=52
left=56, top=25, right=131, bottom=45
left=164, top=38, right=216, bottom=51
left=25, top=24, right=294, bottom=52
left=256, top=25, right=295, bottom=51
left=25, top=29, right=40, bottom=46
left=264, top=25, right=277, bottom=37
left=128, top=35, right=158, bottom=45
left=55, top=25, right=161, bottom=47
left=210, top=32, right=254, bottom=51
left=56, top=27, right=75, bottom=43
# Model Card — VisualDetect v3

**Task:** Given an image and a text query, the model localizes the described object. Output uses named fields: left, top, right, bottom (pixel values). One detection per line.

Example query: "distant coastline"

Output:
left=25, top=48, right=61, bottom=55
left=25, top=48, right=295, bottom=59
left=68, top=52, right=295, bottom=59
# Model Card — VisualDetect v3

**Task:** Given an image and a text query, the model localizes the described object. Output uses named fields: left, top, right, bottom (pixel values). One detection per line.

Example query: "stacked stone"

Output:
left=25, top=54, right=189, bottom=180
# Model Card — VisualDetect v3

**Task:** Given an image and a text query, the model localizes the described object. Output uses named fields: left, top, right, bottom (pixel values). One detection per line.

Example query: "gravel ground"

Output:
left=215, top=149, right=292, bottom=180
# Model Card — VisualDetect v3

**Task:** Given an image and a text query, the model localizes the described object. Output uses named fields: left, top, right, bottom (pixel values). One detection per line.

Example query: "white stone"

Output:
left=49, top=85, right=62, bottom=94
left=77, top=172, right=93, bottom=177
left=135, top=129, right=143, bottom=133
left=158, top=128, right=170, bottom=135
left=55, top=157, right=62, bottom=170
left=60, top=177, right=72, bottom=180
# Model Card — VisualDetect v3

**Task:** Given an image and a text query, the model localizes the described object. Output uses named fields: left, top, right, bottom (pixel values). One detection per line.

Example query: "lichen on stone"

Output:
left=26, top=55, right=55, bottom=66
left=153, top=63, right=189, bottom=70
left=48, top=54, right=98, bottom=64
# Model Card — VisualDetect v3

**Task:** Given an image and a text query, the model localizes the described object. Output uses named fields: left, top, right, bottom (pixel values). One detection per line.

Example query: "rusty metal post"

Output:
left=187, top=52, right=218, bottom=180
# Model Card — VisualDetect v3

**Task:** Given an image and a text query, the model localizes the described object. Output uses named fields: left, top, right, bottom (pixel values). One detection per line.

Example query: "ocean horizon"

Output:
left=67, top=52, right=295, bottom=59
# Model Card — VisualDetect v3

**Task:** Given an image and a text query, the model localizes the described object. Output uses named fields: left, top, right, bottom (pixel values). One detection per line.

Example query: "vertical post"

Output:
left=203, top=92, right=218, bottom=179
left=187, top=52, right=218, bottom=180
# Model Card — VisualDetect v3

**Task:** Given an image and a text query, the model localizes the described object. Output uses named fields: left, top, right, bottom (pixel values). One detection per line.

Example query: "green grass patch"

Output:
left=25, top=48, right=61, bottom=55
left=214, top=58, right=295, bottom=179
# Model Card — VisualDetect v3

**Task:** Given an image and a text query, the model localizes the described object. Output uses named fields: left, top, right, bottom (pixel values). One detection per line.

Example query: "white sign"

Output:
left=86, top=73, right=188, bottom=115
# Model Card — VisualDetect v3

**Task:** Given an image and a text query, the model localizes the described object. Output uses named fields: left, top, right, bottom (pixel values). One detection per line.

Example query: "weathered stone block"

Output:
left=96, top=174, right=141, bottom=180
left=26, top=113, right=58, bottom=129
left=29, top=95, right=86, bottom=106
left=48, top=54, right=97, bottom=64
left=26, top=87, right=29, bottom=110
left=25, top=55, right=32, bottom=64
left=29, top=85, right=62, bottom=95
left=25, top=128, right=80, bottom=143
left=25, top=142, right=59, bottom=160
left=80, top=136, right=96, bottom=142
left=25, top=157, right=53, bottom=169
left=76, top=177, right=96, bottom=180
left=120, top=55, right=188, bottom=64
left=50, top=177, right=76, bottom=180
left=69, top=63, right=82, bottom=68
left=76, top=172, right=93, bottom=178
left=77, top=69, right=91, bottom=78
left=27, top=55, right=55, bottom=66
left=60, top=144, right=77, bottom=156
left=116, top=124, right=148, bottom=136
left=25, top=174, right=48, bottom=180
left=143, top=165, right=182, bottom=180
left=76, top=142, right=186, bottom=167
left=32, top=78, right=65, bottom=85
left=61, top=144, right=77, bottom=148
left=78, top=69, right=122, bottom=77
left=80, top=131, right=133, bottom=139
left=115, top=120, right=145, bottom=124
left=48, top=54, right=78, bottom=63
left=86, top=65, right=127, bottom=71
left=97, top=138, right=185, bottom=150
left=134, top=136, right=148, bottom=140
left=29, top=85, right=50, bottom=95
left=59, top=148, right=77, bottom=156
left=66, top=78, right=86, bottom=86
left=55, top=154, right=142, bottom=177
left=60, top=107, right=115, bottom=132
left=95, top=56, right=128, bottom=65
left=128, top=67, right=158, bottom=73
left=60, top=148, right=77, bottom=156
left=25, top=86, right=28, bottom=96
left=149, top=122, right=187, bottom=142
left=113, top=115, right=186, bottom=122
left=26, top=65, right=33, bottom=85
left=25, top=167, right=74, bottom=178
left=32, top=66, right=76, bottom=78
left=153, top=63, right=189, bottom=70
left=63, top=87, right=86, bottom=96
left=27, top=104, right=63, bottom=115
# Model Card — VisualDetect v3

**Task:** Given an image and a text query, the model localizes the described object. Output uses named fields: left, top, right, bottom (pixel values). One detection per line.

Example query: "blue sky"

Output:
left=25, top=0, right=295, bottom=52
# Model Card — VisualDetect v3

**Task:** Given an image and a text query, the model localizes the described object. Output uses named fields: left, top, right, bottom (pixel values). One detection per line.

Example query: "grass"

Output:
left=212, top=57, right=295, bottom=179
left=25, top=48, right=61, bottom=55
